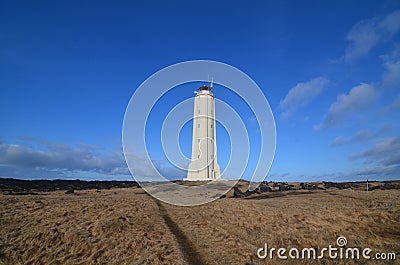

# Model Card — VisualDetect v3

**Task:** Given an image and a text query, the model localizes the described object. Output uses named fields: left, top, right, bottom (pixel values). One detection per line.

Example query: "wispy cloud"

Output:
left=344, top=18, right=380, bottom=62
left=279, top=77, right=329, bottom=118
left=0, top=138, right=186, bottom=181
left=379, top=10, right=400, bottom=34
left=78, top=143, right=104, bottom=150
left=381, top=95, right=400, bottom=113
left=326, top=137, right=400, bottom=181
left=315, top=83, right=378, bottom=129
left=268, top=172, right=290, bottom=181
left=0, top=139, right=128, bottom=175
left=381, top=45, right=400, bottom=87
left=383, top=60, right=400, bottom=86
left=344, top=10, right=400, bottom=62
left=351, top=164, right=400, bottom=180
left=331, top=124, right=391, bottom=147
left=350, top=137, right=400, bottom=167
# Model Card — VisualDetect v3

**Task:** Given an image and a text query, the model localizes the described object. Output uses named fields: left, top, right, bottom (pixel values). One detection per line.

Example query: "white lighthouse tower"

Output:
left=185, top=83, right=221, bottom=181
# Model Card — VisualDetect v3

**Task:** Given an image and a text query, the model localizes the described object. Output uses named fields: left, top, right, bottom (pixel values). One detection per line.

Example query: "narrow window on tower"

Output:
left=198, top=124, right=200, bottom=128
left=198, top=109, right=200, bottom=113
left=197, top=139, right=200, bottom=143
left=211, top=124, right=213, bottom=128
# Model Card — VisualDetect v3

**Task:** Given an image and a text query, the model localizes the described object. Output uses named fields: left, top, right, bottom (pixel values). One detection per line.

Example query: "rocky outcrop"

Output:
left=0, top=178, right=139, bottom=194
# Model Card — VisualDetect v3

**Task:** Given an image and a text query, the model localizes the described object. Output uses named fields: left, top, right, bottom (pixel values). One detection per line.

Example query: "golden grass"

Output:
left=0, top=189, right=184, bottom=265
left=162, top=189, right=400, bottom=264
left=0, top=187, right=399, bottom=264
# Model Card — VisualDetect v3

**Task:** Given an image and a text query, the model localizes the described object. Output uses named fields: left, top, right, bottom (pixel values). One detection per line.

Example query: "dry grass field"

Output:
left=0, top=189, right=185, bottom=265
left=0, top=183, right=399, bottom=265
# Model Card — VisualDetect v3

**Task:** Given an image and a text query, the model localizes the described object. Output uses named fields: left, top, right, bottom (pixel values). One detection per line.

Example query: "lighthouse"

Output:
left=185, top=83, right=221, bottom=181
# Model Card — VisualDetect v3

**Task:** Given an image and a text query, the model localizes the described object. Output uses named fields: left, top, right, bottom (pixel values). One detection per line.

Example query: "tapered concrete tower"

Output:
left=185, top=84, right=221, bottom=181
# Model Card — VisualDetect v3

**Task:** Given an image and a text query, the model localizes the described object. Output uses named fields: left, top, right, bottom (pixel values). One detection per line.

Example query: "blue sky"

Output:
left=1, top=0, right=399, bottom=182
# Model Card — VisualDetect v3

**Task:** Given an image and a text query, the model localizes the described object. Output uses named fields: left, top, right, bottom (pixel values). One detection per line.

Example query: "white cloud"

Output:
left=383, top=60, right=400, bottom=85
left=344, top=19, right=380, bottom=62
left=379, top=10, right=400, bottom=34
left=350, top=164, right=400, bottom=180
left=381, top=95, right=400, bottom=113
left=347, top=136, right=400, bottom=180
left=381, top=46, right=400, bottom=87
left=279, top=77, right=329, bottom=118
left=315, top=83, right=378, bottom=129
left=78, top=143, right=104, bottom=150
left=331, top=124, right=391, bottom=146
left=344, top=10, right=400, bottom=62
left=350, top=137, right=400, bottom=167
left=0, top=138, right=186, bottom=181
left=0, top=139, right=128, bottom=176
